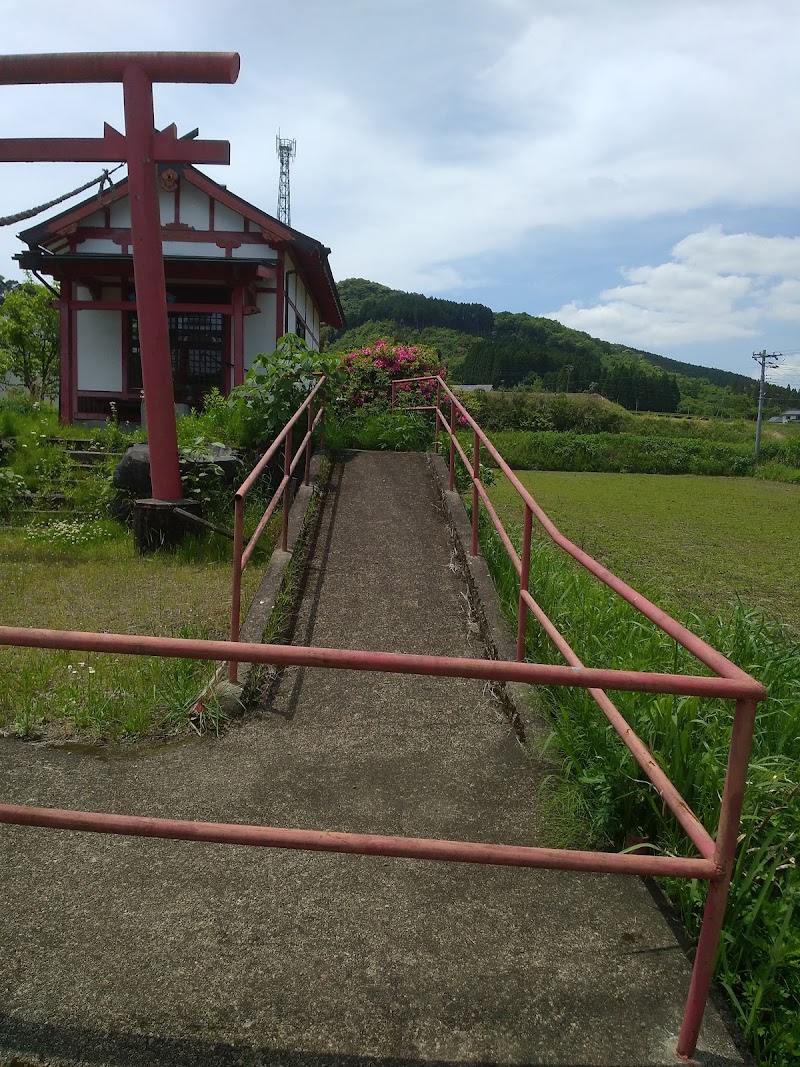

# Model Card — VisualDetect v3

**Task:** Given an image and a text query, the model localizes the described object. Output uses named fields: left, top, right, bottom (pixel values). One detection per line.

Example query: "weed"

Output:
left=477, top=507, right=799, bottom=1066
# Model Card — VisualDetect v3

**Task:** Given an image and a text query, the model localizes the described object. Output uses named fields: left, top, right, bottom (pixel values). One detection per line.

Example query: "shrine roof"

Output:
left=17, top=164, right=344, bottom=327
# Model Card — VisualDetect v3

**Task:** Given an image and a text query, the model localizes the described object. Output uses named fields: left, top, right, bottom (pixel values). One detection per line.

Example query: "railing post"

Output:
left=391, top=380, right=396, bottom=411
left=320, top=385, right=326, bottom=448
left=676, top=697, right=758, bottom=1061
left=516, top=505, right=533, bottom=660
left=434, top=378, right=442, bottom=454
left=304, top=393, right=313, bottom=486
left=281, top=428, right=291, bottom=551
left=471, top=431, right=480, bottom=556
left=448, top=398, right=456, bottom=492
left=229, top=494, right=245, bottom=683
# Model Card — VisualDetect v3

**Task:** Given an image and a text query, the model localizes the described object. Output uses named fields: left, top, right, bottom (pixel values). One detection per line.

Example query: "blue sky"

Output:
left=1, top=0, right=799, bottom=384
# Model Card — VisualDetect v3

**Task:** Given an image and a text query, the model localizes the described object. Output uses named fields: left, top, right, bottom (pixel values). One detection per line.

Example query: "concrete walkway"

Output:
left=0, top=451, right=746, bottom=1066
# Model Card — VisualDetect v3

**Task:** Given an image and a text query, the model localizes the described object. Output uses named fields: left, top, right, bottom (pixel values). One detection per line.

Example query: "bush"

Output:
left=0, top=468, right=27, bottom=515
left=227, top=334, right=339, bottom=449
left=325, top=410, right=431, bottom=452
left=338, top=339, right=443, bottom=413
left=456, top=390, right=629, bottom=434
left=473, top=430, right=757, bottom=477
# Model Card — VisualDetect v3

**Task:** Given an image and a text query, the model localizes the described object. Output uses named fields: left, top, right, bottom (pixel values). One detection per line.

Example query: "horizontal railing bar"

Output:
left=428, top=377, right=755, bottom=686
left=0, top=803, right=717, bottom=879
left=0, top=626, right=765, bottom=700
left=519, top=588, right=717, bottom=860
left=236, top=377, right=326, bottom=499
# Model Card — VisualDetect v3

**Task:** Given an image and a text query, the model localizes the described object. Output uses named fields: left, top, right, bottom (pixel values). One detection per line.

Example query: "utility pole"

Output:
left=753, top=350, right=781, bottom=458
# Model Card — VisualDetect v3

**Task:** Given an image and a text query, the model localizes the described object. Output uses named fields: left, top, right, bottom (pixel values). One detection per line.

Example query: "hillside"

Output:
left=330, top=278, right=799, bottom=418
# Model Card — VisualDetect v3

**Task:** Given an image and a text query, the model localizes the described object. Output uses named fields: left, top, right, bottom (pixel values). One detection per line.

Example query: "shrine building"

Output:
left=14, top=164, right=344, bottom=425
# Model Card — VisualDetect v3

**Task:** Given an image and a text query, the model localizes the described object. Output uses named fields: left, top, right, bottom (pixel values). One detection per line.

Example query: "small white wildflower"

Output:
left=88, top=667, right=96, bottom=675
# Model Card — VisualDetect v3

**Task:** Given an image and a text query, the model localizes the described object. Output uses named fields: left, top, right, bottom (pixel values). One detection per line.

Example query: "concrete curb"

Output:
left=227, top=451, right=330, bottom=702
left=426, top=452, right=543, bottom=744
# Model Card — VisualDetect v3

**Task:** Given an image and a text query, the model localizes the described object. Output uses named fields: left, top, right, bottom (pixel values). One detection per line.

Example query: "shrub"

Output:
left=337, top=339, right=443, bottom=413
left=456, top=390, right=629, bottom=434
left=325, top=410, right=431, bottom=452
left=227, top=334, right=339, bottom=449
left=0, top=468, right=27, bottom=515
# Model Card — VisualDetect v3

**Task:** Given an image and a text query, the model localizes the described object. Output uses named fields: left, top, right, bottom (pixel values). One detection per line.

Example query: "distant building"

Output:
left=455, top=384, right=493, bottom=392
left=15, top=165, right=344, bottom=425
left=770, top=409, right=800, bottom=424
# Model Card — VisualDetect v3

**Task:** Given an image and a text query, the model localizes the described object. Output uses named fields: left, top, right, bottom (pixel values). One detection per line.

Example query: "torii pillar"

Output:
left=0, top=52, right=240, bottom=502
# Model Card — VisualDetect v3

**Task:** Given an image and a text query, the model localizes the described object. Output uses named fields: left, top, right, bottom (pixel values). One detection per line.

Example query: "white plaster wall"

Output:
left=76, top=311, right=122, bottom=391
left=82, top=207, right=105, bottom=228
left=214, top=202, right=245, bottom=231
left=231, top=244, right=273, bottom=259
left=75, top=285, right=92, bottom=301
left=75, top=238, right=120, bottom=254
left=244, top=293, right=277, bottom=369
left=179, top=182, right=210, bottom=229
left=109, top=199, right=131, bottom=226
left=159, top=187, right=174, bottom=225
left=161, top=241, right=222, bottom=257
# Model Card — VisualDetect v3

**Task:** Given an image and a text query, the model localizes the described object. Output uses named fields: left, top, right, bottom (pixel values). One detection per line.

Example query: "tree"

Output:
left=0, top=279, right=60, bottom=402
left=0, top=275, right=20, bottom=305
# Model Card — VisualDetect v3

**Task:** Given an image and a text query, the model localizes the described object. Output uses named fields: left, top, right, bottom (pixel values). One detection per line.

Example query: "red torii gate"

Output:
left=0, top=52, right=240, bottom=501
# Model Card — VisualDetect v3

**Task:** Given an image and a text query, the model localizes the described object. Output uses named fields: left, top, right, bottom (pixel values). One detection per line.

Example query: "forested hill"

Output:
left=337, top=278, right=493, bottom=336
left=331, top=278, right=799, bottom=417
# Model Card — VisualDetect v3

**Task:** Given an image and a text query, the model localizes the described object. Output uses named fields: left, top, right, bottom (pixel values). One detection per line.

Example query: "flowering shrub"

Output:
left=337, top=340, right=444, bottom=413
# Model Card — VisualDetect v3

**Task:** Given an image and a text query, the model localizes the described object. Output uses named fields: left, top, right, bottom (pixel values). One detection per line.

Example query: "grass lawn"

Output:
left=487, top=471, right=800, bottom=633
left=0, top=519, right=273, bottom=740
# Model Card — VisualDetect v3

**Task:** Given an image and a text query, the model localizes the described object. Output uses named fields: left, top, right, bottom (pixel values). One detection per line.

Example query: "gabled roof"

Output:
left=18, top=164, right=344, bottom=328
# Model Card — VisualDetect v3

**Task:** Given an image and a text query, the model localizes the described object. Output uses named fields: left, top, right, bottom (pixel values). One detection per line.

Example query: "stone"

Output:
left=112, top=442, right=244, bottom=522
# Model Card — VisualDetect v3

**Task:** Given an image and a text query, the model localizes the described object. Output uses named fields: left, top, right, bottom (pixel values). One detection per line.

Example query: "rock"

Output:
left=112, top=442, right=153, bottom=498
left=112, top=443, right=244, bottom=518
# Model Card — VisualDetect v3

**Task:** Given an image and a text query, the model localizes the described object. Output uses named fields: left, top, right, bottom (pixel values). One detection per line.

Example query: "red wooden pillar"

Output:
left=0, top=50, right=239, bottom=501
left=275, top=256, right=285, bottom=346
left=58, top=282, right=72, bottom=426
left=122, top=64, right=182, bottom=500
left=232, top=285, right=245, bottom=387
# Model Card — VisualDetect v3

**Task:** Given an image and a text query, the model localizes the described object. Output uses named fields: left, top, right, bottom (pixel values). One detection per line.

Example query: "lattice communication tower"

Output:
left=276, top=133, right=296, bottom=226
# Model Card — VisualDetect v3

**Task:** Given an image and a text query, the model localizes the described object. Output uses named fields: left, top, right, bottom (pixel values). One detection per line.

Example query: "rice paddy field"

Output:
left=485, top=470, right=799, bottom=1066
left=488, top=471, right=800, bottom=632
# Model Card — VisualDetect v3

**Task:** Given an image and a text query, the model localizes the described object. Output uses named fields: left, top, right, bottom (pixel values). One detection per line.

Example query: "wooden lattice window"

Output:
left=127, top=311, right=227, bottom=402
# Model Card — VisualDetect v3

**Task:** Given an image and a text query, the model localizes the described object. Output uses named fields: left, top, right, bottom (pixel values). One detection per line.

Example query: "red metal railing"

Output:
left=229, top=375, right=326, bottom=681
left=391, top=374, right=765, bottom=1060
left=0, top=376, right=767, bottom=1062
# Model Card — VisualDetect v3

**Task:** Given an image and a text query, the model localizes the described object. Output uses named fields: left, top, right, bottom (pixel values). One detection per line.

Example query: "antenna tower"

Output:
left=276, top=133, right=296, bottom=226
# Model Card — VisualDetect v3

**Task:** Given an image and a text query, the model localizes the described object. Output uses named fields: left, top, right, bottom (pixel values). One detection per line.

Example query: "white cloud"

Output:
left=1, top=0, right=800, bottom=356
left=546, top=229, right=800, bottom=347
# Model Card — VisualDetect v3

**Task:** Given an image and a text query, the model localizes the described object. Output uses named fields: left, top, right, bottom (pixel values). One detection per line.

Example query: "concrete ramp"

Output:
left=0, top=451, right=746, bottom=1066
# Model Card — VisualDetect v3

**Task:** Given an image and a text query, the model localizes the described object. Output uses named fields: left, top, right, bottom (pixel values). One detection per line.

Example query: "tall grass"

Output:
left=479, top=517, right=799, bottom=1065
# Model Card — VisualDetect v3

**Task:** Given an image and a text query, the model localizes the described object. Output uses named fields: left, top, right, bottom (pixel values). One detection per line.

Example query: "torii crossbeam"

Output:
left=0, top=52, right=240, bottom=501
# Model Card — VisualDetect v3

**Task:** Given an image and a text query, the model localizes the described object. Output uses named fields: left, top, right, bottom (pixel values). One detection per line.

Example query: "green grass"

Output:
left=477, top=472, right=800, bottom=1066
left=0, top=515, right=275, bottom=741
left=488, top=471, right=800, bottom=633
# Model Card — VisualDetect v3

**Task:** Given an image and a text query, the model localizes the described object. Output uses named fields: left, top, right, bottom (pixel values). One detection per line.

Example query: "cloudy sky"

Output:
left=1, top=0, right=799, bottom=382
